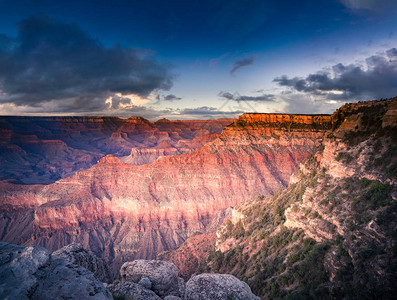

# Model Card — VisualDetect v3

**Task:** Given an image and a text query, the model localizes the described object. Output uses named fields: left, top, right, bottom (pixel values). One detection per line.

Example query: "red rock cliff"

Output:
left=0, top=113, right=331, bottom=275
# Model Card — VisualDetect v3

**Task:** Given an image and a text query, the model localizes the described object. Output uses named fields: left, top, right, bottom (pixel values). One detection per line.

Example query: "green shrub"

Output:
left=353, top=180, right=392, bottom=212
left=359, top=177, right=371, bottom=188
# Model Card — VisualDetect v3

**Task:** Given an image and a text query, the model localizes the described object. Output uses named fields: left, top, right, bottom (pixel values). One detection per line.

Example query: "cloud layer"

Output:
left=0, top=15, right=173, bottom=112
left=218, top=91, right=275, bottom=102
left=273, top=48, right=397, bottom=101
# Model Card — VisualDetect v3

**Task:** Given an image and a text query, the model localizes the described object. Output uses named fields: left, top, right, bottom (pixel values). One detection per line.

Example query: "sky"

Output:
left=0, top=0, right=397, bottom=120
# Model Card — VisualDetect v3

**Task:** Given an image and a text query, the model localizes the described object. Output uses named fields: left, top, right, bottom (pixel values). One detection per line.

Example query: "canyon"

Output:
left=0, top=112, right=331, bottom=275
left=0, top=98, right=396, bottom=299
left=0, top=116, right=232, bottom=184
left=163, top=98, right=397, bottom=299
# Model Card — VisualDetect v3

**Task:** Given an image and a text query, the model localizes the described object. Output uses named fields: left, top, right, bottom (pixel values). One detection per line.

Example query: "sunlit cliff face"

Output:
left=0, top=112, right=332, bottom=273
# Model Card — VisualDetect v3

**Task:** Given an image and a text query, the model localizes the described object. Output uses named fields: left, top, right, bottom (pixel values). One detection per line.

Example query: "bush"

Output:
left=335, top=152, right=354, bottom=164
left=359, top=177, right=371, bottom=188
left=353, top=180, right=392, bottom=212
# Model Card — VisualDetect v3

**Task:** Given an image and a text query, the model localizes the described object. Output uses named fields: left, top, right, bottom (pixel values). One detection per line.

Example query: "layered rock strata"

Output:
left=0, top=116, right=232, bottom=184
left=0, top=113, right=331, bottom=275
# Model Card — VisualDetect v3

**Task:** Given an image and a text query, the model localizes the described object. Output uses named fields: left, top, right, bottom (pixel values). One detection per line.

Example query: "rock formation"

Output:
left=179, top=97, right=397, bottom=299
left=0, top=242, right=112, bottom=300
left=184, top=273, right=260, bottom=300
left=114, top=259, right=258, bottom=300
left=107, top=281, right=162, bottom=300
left=52, top=243, right=113, bottom=283
left=0, top=241, right=260, bottom=300
left=120, top=260, right=184, bottom=297
left=0, top=112, right=331, bottom=275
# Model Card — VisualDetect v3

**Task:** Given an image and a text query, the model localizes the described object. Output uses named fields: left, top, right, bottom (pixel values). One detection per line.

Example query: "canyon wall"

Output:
left=164, top=98, right=397, bottom=298
left=0, top=113, right=331, bottom=275
left=0, top=116, right=232, bottom=183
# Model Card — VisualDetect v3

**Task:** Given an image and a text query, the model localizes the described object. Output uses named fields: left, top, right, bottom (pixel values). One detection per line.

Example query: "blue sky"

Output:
left=0, top=0, right=397, bottom=119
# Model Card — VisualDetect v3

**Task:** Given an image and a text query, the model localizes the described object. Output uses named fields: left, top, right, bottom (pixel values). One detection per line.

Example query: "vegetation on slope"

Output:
left=197, top=98, right=397, bottom=299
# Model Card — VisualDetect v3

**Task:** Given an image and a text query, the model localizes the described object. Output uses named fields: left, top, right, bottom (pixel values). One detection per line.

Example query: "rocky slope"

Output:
left=0, top=242, right=112, bottom=299
left=172, top=98, right=397, bottom=299
left=157, top=232, right=217, bottom=281
left=0, top=113, right=331, bottom=275
left=0, top=116, right=232, bottom=184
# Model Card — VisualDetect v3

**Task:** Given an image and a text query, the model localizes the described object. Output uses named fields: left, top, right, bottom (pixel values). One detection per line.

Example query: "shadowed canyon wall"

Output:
left=0, top=116, right=233, bottom=184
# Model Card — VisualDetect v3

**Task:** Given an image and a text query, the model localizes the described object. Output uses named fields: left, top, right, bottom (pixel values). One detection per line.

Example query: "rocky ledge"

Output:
left=231, top=113, right=332, bottom=130
left=0, top=242, right=259, bottom=300
left=0, top=242, right=112, bottom=299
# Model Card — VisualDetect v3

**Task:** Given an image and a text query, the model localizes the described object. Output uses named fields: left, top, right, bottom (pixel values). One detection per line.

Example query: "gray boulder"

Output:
left=108, top=281, right=161, bottom=300
left=0, top=242, right=50, bottom=299
left=138, top=277, right=153, bottom=289
left=121, top=259, right=182, bottom=297
left=184, top=273, right=260, bottom=300
left=168, top=276, right=186, bottom=298
left=53, top=243, right=113, bottom=283
left=0, top=242, right=112, bottom=300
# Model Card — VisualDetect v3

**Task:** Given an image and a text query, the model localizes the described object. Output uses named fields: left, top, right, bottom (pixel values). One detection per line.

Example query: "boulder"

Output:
left=169, top=277, right=186, bottom=298
left=0, top=242, right=112, bottom=300
left=0, top=241, right=50, bottom=299
left=138, top=277, right=153, bottom=289
left=121, top=259, right=181, bottom=297
left=107, top=281, right=161, bottom=300
left=53, top=243, right=113, bottom=283
left=184, top=273, right=260, bottom=300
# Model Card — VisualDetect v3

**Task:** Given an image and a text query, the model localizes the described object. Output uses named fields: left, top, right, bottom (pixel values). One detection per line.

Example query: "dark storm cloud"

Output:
left=111, top=95, right=132, bottom=109
left=164, top=94, right=182, bottom=101
left=272, top=76, right=309, bottom=92
left=218, top=91, right=275, bottom=102
left=153, top=93, right=182, bottom=104
left=0, top=15, right=173, bottom=111
left=273, top=48, right=397, bottom=101
left=230, top=57, right=254, bottom=75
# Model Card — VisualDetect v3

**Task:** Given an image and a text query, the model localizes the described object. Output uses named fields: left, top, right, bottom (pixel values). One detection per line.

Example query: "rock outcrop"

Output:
left=0, top=242, right=112, bottom=300
left=0, top=241, right=261, bottom=300
left=120, top=260, right=184, bottom=297
left=113, top=259, right=259, bottom=300
left=232, top=113, right=331, bottom=128
left=184, top=273, right=259, bottom=300
left=107, top=281, right=161, bottom=300
left=52, top=243, right=113, bottom=283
